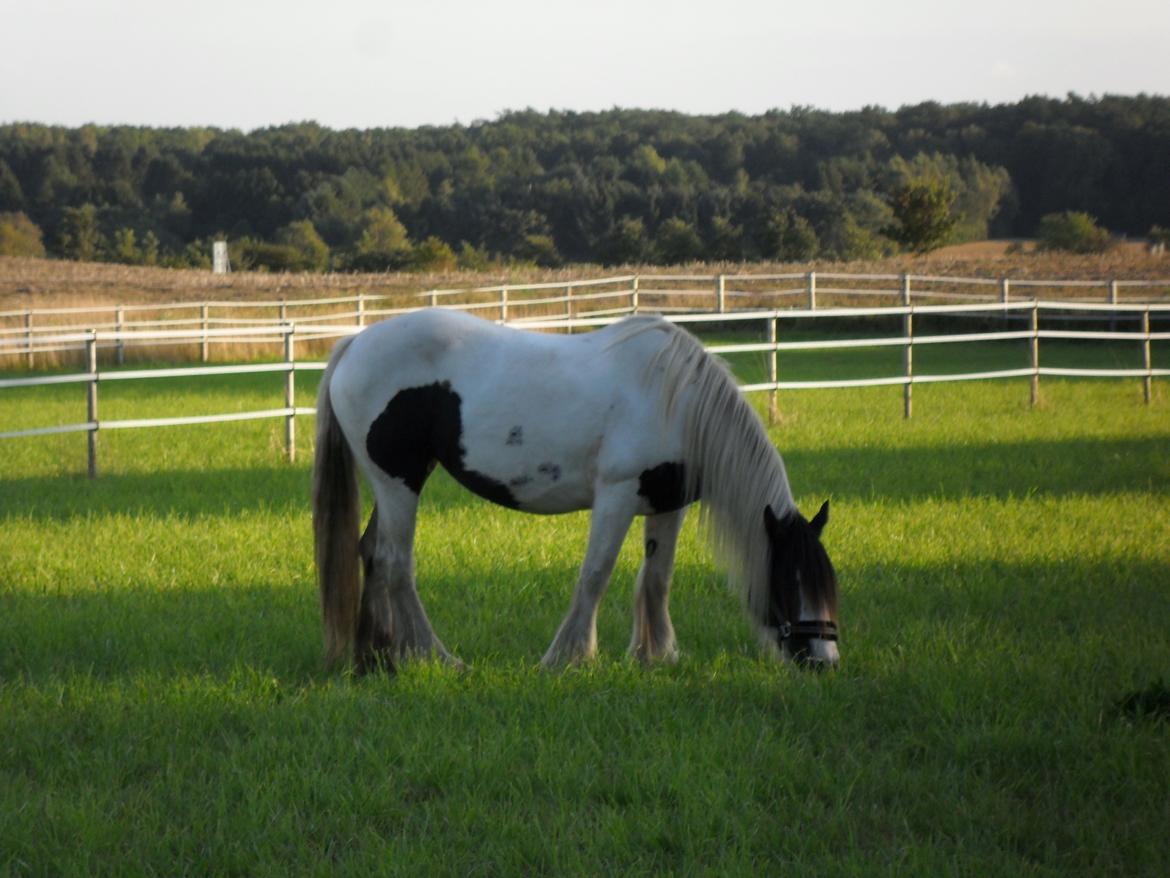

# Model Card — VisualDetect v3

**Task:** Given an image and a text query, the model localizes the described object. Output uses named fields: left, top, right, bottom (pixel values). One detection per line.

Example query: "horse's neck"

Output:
left=693, top=400, right=791, bottom=513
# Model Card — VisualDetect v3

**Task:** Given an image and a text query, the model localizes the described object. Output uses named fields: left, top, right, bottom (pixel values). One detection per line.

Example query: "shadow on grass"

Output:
left=784, top=434, right=1170, bottom=503
left=1, top=433, right=1167, bottom=523
left=4, top=556, right=1168, bottom=687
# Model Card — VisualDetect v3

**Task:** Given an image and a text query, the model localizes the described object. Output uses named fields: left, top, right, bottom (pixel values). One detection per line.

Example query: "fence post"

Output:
left=429, top=290, right=438, bottom=308
left=1108, top=279, right=1119, bottom=333
left=115, top=306, right=125, bottom=365
left=715, top=275, right=726, bottom=313
left=357, top=294, right=366, bottom=328
left=284, top=324, right=296, bottom=463
left=807, top=271, right=817, bottom=310
left=631, top=276, right=640, bottom=313
left=1000, top=277, right=1010, bottom=304
left=200, top=303, right=210, bottom=363
left=24, top=310, right=33, bottom=369
left=767, top=316, right=778, bottom=425
left=1030, top=301, right=1040, bottom=407
left=1142, top=308, right=1152, bottom=405
left=903, top=305, right=914, bottom=419
left=86, top=330, right=99, bottom=478
left=500, top=288, right=508, bottom=323
left=900, top=274, right=913, bottom=417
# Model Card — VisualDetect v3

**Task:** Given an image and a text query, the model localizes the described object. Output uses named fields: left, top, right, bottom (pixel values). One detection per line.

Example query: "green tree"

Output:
left=59, top=203, right=104, bottom=261
left=628, top=144, right=667, bottom=185
left=887, top=177, right=957, bottom=253
left=763, top=210, right=819, bottom=261
left=348, top=207, right=412, bottom=270
left=233, top=238, right=303, bottom=272
left=110, top=227, right=140, bottom=264
left=0, top=211, right=46, bottom=257
left=456, top=241, right=492, bottom=270
left=411, top=236, right=456, bottom=272
left=165, top=238, right=211, bottom=269
left=885, top=153, right=1012, bottom=242
left=140, top=230, right=160, bottom=266
left=706, top=216, right=743, bottom=261
left=1035, top=211, right=1112, bottom=253
left=654, top=217, right=703, bottom=265
left=275, top=220, right=330, bottom=271
left=0, top=159, right=24, bottom=211
left=515, top=233, right=561, bottom=267
left=601, top=217, right=649, bottom=266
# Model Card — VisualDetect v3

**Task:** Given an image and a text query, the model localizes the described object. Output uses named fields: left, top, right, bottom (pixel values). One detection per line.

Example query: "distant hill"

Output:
left=1, top=95, right=1167, bottom=269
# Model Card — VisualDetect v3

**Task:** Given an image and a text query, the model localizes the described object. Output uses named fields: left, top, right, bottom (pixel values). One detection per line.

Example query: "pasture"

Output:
left=2, top=336, right=1169, bottom=875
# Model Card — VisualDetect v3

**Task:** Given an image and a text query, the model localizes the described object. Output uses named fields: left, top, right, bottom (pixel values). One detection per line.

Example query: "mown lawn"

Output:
left=2, top=333, right=1169, bottom=875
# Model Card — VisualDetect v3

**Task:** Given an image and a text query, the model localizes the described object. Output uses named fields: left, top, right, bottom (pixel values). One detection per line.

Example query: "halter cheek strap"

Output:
left=777, top=620, right=839, bottom=642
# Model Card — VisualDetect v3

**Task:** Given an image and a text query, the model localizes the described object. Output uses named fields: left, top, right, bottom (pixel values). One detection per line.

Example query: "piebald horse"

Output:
left=313, top=309, right=839, bottom=672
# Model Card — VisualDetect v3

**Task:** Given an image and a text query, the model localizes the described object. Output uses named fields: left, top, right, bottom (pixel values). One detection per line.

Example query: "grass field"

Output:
left=2, top=336, right=1170, bottom=875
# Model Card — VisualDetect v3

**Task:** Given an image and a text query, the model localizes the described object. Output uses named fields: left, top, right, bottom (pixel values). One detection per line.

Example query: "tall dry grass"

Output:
left=4, top=243, right=1169, bottom=309
left=2, top=246, right=1168, bottom=370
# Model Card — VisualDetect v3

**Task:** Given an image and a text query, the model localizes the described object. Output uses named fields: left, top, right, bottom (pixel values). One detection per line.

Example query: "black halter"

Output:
left=777, top=619, right=838, bottom=643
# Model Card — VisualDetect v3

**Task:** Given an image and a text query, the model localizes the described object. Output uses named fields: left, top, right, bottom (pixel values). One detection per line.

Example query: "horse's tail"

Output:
left=313, top=334, right=361, bottom=665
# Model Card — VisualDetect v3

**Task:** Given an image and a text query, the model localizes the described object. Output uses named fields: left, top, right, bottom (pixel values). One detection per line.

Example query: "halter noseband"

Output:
left=777, top=619, right=838, bottom=643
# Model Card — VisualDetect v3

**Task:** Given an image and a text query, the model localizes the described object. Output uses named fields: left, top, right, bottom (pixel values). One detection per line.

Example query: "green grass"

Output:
left=2, top=339, right=1170, bottom=875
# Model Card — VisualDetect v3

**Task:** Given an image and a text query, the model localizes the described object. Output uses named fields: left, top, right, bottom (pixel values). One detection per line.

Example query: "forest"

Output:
left=0, top=94, right=1167, bottom=270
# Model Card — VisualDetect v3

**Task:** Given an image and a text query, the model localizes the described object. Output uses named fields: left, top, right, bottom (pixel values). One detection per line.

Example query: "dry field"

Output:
left=3, top=244, right=1170, bottom=313
left=2, top=247, right=1168, bottom=370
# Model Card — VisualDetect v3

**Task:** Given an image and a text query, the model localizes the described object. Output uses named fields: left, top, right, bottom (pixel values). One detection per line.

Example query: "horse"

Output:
left=312, top=308, right=839, bottom=673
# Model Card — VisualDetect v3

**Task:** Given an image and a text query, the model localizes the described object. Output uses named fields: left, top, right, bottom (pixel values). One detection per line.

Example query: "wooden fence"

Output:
left=3, top=272, right=1169, bottom=367
left=2, top=273, right=1168, bottom=477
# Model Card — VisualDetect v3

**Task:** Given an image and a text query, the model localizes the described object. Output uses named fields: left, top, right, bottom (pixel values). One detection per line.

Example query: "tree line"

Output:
left=0, top=94, right=1167, bottom=270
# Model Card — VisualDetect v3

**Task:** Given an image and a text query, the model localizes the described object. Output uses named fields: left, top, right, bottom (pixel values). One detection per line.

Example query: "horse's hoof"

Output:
left=628, top=640, right=680, bottom=665
left=540, top=647, right=594, bottom=670
left=354, top=650, right=397, bottom=677
left=442, top=654, right=469, bottom=672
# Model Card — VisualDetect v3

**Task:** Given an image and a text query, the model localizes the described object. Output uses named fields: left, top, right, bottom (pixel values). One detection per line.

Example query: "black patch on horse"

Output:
left=537, top=462, right=561, bottom=482
left=506, top=426, right=523, bottom=446
left=366, top=381, right=520, bottom=508
left=637, top=461, right=691, bottom=513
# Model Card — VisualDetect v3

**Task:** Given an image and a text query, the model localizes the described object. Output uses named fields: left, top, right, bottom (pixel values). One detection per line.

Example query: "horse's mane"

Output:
left=607, top=315, right=796, bottom=624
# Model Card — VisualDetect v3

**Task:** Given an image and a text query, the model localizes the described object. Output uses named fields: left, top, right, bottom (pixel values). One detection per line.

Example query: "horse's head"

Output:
left=763, top=500, right=840, bottom=670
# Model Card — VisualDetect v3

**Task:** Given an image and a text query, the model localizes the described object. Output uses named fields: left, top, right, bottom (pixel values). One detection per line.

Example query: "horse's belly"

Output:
left=444, top=453, right=593, bottom=515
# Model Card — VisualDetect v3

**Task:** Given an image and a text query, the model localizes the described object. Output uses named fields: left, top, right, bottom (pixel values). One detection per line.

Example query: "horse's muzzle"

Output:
left=787, top=636, right=839, bottom=671
left=794, top=652, right=838, bottom=672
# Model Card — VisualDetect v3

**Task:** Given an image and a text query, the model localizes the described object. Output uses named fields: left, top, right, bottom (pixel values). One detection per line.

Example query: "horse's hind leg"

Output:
left=629, top=508, right=685, bottom=664
left=355, top=506, right=393, bottom=673
left=356, top=482, right=460, bottom=672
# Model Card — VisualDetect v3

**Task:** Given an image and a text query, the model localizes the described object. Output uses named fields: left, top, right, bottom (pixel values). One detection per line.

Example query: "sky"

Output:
left=2, top=0, right=1168, bottom=130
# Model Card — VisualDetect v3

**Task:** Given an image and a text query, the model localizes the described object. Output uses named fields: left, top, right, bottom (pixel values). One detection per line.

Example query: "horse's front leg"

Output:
left=629, top=507, right=686, bottom=664
left=541, top=486, right=638, bottom=668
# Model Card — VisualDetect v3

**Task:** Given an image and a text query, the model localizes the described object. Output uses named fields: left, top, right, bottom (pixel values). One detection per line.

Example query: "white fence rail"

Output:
left=2, top=289, right=1167, bottom=477
left=4, top=272, right=1170, bottom=366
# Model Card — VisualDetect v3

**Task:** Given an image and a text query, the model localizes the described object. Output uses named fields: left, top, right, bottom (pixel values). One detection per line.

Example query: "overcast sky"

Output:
left=2, top=0, right=1167, bottom=130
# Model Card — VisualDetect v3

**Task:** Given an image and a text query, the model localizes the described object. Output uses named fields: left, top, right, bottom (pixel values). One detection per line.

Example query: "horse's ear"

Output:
left=763, top=505, right=780, bottom=539
left=809, top=500, right=830, bottom=538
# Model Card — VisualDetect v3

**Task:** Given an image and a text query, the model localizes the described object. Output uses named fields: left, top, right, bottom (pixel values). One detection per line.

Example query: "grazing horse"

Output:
left=313, top=308, right=839, bottom=672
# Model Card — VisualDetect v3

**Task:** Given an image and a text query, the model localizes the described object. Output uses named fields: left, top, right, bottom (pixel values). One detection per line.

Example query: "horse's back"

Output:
left=332, top=309, right=671, bottom=407
left=327, top=310, right=681, bottom=513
